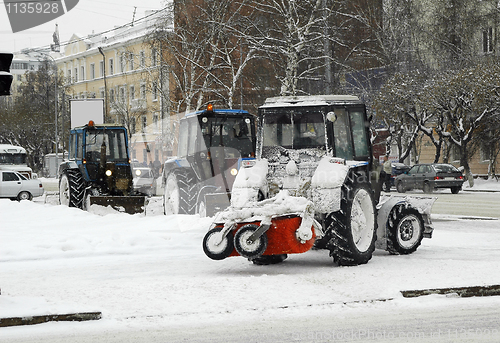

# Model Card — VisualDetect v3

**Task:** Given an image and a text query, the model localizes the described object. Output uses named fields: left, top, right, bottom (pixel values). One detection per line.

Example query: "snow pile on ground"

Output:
left=464, top=177, right=500, bottom=191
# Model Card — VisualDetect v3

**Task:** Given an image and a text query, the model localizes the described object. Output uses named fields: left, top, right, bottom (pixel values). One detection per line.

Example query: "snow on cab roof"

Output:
left=261, top=95, right=361, bottom=108
left=184, top=108, right=250, bottom=118
left=0, top=144, right=27, bottom=154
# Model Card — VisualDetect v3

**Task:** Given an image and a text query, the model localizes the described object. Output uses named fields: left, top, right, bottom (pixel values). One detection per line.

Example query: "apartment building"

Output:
left=55, top=11, right=173, bottom=167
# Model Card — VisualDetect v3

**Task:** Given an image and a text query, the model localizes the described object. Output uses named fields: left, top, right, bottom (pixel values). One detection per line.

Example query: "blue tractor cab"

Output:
left=162, top=104, right=256, bottom=216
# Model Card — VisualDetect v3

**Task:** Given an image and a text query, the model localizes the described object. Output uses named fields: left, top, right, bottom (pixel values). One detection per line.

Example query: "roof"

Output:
left=260, top=95, right=362, bottom=108
left=184, top=109, right=251, bottom=118
left=0, top=144, right=27, bottom=154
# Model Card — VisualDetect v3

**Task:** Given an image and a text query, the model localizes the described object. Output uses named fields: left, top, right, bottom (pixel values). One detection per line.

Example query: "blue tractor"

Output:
left=162, top=104, right=256, bottom=216
left=58, top=121, right=146, bottom=214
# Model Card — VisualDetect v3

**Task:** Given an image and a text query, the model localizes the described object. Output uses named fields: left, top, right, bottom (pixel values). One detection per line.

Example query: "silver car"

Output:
left=132, top=167, right=155, bottom=196
left=0, top=170, right=44, bottom=200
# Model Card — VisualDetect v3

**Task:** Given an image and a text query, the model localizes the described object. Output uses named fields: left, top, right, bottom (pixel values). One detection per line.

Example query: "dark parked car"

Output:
left=395, top=163, right=465, bottom=194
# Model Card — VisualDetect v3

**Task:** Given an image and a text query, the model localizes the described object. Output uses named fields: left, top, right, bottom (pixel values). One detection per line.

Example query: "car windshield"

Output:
left=85, top=129, right=128, bottom=162
left=262, top=109, right=326, bottom=150
left=434, top=164, right=459, bottom=173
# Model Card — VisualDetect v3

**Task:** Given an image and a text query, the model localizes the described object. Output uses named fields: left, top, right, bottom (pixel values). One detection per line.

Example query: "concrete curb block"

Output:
left=401, top=285, right=500, bottom=298
left=0, top=312, right=102, bottom=328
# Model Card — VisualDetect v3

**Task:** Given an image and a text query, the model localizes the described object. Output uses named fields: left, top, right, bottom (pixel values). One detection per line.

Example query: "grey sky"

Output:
left=0, top=0, right=165, bottom=53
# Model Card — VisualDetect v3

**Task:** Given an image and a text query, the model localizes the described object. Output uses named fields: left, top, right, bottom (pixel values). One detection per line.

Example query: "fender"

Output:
left=58, top=160, right=79, bottom=177
left=375, top=194, right=436, bottom=250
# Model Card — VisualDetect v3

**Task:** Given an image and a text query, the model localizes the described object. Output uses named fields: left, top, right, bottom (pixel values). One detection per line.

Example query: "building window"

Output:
left=129, top=52, right=134, bottom=70
left=110, top=88, right=115, bottom=103
left=140, top=84, right=146, bottom=99
left=483, top=27, right=493, bottom=53
left=120, top=55, right=125, bottom=73
left=152, top=83, right=158, bottom=100
left=142, top=115, right=147, bottom=131
left=109, top=58, right=114, bottom=75
left=130, top=85, right=135, bottom=100
left=90, top=63, right=95, bottom=79
left=140, top=51, right=145, bottom=68
left=153, top=113, right=159, bottom=129
left=151, top=48, right=157, bottom=66
left=74, top=68, right=78, bottom=82
left=67, top=69, right=71, bottom=83
left=80, top=66, right=85, bottom=81
left=99, top=61, right=104, bottom=77
left=119, top=87, right=126, bottom=103
left=100, top=90, right=105, bottom=99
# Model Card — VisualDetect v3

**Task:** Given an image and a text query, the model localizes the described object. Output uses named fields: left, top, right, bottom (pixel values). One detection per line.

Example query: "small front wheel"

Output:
left=234, top=224, right=268, bottom=259
left=203, top=227, right=234, bottom=260
left=387, top=206, right=424, bottom=255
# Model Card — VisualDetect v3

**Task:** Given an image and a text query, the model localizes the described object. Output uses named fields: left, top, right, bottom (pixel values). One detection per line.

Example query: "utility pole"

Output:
left=98, top=47, right=108, bottom=122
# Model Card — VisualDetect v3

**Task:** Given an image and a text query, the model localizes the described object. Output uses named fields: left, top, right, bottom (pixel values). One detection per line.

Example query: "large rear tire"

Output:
left=59, top=170, right=85, bottom=209
left=163, top=170, right=195, bottom=215
left=327, top=180, right=377, bottom=266
left=387, top=206, right=424, bottom=255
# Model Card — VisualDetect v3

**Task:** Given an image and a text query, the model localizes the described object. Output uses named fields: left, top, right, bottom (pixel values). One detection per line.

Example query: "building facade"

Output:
left=55, top=11, right=173, bottom=167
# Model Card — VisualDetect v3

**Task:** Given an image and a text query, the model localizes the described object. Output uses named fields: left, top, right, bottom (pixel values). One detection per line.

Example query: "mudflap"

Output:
left=375, top=194, right=436, bottom=250
left=89, top=195, right=146, bottom=214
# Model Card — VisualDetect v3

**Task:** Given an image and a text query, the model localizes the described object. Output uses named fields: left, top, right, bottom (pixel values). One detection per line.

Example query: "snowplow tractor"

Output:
left=59, top=121, right=146, bottom=214
left=203, top=95, right=436, bottom=266
left=162, top=104, right=256, bottom=217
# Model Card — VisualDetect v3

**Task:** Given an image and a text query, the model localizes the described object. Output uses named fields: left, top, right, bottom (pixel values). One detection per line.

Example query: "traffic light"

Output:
left=0, top=52, right=14, bottom=96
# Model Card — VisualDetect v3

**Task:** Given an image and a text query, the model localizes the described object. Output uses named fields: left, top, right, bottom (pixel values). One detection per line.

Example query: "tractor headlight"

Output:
left=230, top=168, right=238, bottom=176
left=105, top=170, right=113, bottom=176
left=135, top=169, right=142, bottom=176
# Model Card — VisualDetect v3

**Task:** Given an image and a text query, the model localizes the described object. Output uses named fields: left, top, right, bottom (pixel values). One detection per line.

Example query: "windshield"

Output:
left=85, top=129, right=128, bottom=162
left=262, top=110, right=326, bottom=150
left=0, top=153, right=27, bottom=165
left=434, top=164, right=459, bottom=173
left=199, top=116, right=255, bottom=158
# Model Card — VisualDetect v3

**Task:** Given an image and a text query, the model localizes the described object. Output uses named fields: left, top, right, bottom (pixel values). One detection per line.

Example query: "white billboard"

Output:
left=70, top=99, right=104, bottom=128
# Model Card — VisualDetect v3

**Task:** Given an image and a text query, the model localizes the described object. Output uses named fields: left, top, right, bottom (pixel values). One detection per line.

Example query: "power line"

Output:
left=26, top=7, right=168, bottom=53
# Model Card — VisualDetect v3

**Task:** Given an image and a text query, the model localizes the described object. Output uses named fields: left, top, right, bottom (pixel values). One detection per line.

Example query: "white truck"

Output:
left=0, top=144, right=34, bottom=179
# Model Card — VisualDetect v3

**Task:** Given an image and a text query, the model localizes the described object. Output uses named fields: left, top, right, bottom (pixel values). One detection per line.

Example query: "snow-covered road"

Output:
left=1, top=186, right=500, bottom=342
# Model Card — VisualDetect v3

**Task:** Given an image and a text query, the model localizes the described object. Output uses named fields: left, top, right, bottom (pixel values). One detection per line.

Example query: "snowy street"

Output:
left=1, top=182, right=500, bottom=342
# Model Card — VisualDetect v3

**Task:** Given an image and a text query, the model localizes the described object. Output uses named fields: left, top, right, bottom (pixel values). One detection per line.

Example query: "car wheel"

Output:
left=423, top=182, right=433, bottom=194
left=396, top=181, right=405, bottom=193
left=17, top=191, right=32, bottom=201
left=451, top=186, right=460, bottom=194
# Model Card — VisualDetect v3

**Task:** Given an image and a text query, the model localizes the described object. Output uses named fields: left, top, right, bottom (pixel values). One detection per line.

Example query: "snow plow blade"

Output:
left=89, top=195, right=146, bottom=214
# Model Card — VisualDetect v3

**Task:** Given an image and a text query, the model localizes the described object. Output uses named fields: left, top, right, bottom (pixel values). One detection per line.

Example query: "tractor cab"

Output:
left=163, top=104, right=256, bottom=216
